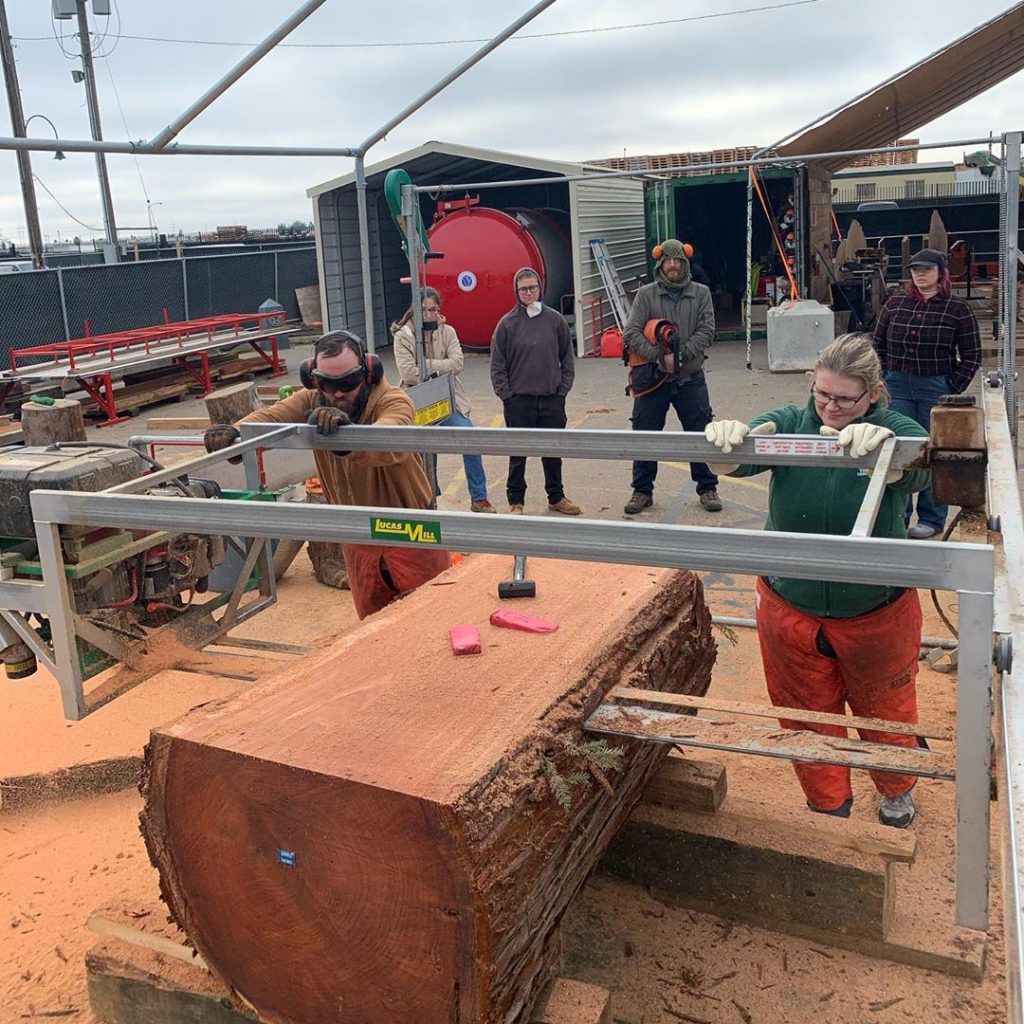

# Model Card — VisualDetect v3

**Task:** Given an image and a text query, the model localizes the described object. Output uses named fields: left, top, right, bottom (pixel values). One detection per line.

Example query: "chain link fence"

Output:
left=0, top=247, right=317, bottom=367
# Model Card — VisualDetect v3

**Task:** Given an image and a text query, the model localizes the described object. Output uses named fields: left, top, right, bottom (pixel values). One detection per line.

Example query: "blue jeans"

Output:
left=885, top=371, right=948, bottom=530
left=439, top=410, right=488, bottom=502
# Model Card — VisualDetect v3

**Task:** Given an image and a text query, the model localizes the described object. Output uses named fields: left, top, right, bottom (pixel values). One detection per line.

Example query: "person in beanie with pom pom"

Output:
left=622, top=238, right=721, bottom=516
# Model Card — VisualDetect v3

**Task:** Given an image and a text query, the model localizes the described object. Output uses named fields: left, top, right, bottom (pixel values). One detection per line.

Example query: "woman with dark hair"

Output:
left=872, top=248, right=980, bottom=538
left=706, top=333, right=930, bottom=828
left=392, top=287, right=495, bottom=513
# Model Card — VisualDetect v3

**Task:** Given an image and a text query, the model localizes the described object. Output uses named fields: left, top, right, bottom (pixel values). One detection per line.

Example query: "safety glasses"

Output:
left=312, top=366, right=364, bottom=392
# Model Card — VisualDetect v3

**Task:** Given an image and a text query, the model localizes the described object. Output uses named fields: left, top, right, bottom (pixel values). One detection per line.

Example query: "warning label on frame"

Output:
left=754, top=437, right=843, bottom=457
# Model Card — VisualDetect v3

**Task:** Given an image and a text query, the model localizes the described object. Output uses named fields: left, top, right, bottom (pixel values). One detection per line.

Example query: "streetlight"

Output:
left=146, top=200, right=164, bottom=244
left=24, top=114, right=65, bottom=160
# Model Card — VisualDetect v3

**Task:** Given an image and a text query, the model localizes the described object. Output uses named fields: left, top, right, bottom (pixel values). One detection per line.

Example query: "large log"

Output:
left=141, top=556, right=715, bottom=1024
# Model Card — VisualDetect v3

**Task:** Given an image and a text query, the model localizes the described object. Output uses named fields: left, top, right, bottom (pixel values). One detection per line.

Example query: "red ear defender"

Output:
left=364, top=353, right=384, bottom=388
left=683, top=243, right=694, bottom=258
left=652, top=244, right=664, bottom=260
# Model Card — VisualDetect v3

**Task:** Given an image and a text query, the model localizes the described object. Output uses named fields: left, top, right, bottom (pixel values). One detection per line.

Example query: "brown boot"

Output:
left=548, top=496, right=582, bottom=516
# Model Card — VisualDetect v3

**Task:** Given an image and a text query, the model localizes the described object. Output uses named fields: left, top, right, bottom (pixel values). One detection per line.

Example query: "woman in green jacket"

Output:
left=705, top=334, right=930, bottom=828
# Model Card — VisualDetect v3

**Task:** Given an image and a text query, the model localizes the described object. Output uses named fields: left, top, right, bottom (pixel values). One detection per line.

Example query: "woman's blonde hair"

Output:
left=814, top=332, right=889, bottom=408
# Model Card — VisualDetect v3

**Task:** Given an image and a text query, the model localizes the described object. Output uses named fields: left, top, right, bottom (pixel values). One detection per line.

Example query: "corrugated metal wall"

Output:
left=570, top=176, right=647, bottom=355
left=313, top=155, right=648, bottom=356
left=315, top=188, right=409, bottom=346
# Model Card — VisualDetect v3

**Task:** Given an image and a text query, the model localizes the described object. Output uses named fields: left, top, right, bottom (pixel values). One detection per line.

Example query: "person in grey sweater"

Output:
left=622, top=238, right=722, bottom=515
left=490, top=267, right=580, bottom=515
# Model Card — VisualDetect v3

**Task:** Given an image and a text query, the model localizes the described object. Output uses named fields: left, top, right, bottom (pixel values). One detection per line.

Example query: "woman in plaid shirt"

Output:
left=873, top=248, right=980, bottom=539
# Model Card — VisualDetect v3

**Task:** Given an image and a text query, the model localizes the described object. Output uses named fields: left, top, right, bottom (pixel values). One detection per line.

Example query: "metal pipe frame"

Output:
left=984, top=384, right=1024, bottom=1017
left=236, top=421, right=930, bottom=470
left=406, top=137, right=999, bottom=194
left=0, top=136, right=360, bottom=158
left=357, top=0, right=560, bottom=153
left=1002, top=132, right=1021, bottom=451
left=25, top=418, right=998, bottom=930
left=149, top=0, right=331, bottom=151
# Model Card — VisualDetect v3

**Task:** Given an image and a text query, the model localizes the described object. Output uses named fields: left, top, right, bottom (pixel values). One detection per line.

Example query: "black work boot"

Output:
left=624, top=491, right=653, bottom=515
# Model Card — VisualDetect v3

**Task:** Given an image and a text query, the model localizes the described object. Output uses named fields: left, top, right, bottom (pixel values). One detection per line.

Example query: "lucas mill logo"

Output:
left=370, top=517, right=442, bottom=545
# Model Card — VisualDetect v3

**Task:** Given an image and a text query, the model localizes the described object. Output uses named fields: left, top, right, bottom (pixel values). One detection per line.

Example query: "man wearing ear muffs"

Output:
left=203, top=330, right=451, bottom=619
left=622, top=238, right=722, bottom=517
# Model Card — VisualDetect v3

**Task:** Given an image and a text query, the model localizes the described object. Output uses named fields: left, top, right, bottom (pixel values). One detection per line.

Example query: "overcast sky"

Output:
left=1, top=0, right=1021, bottom=245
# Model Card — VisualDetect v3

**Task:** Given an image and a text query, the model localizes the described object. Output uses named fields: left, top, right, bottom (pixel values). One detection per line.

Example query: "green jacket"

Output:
left=730, top=397, right=929, bottom=618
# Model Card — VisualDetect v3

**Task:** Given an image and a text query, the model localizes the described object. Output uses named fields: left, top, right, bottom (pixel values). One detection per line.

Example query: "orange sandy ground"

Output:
left=0, top=556, right=1009, bottom=1024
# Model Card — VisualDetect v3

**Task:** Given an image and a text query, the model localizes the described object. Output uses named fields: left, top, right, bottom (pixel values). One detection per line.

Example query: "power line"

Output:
left=15, top=1, right=823, bottom=49
left=102, top=52, right=149, bottom=203
left=32, top=174, right=103, bottom=232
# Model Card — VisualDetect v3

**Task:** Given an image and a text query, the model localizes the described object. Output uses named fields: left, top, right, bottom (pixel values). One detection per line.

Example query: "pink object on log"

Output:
left=489, top=609, right=559, bottom=634
left=450, top=625, right=482, bottom=655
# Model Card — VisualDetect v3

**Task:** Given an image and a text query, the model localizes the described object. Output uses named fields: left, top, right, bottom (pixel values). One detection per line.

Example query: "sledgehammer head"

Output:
left=498, top=577, right=536, bottom=599
left=498, top=554, right=536, bottom=598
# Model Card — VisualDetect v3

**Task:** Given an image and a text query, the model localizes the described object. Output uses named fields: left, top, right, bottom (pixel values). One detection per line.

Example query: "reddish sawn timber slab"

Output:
left=142, top=556, right=715, bottom=1024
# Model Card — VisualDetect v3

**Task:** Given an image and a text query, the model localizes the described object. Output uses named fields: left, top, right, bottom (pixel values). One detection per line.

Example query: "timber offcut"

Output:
left=141, top=555, right=716, bottom=1024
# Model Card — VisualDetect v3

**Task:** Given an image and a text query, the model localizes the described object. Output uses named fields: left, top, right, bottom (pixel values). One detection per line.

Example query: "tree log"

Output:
left=20, top=397, right=86, bottom=445
left=203, top=382, right=260, bottom=425
left=141, top=556, right=715, bottom=1024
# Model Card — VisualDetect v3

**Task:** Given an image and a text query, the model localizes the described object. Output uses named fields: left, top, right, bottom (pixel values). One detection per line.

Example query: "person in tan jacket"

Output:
left=392, top=287, right=495, bottom=512
left=203, top=330, right=451, bottom=619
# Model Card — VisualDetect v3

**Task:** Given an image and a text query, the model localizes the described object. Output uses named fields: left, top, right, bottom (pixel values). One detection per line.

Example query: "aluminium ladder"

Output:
left=589, top=237, right=632, bottom=330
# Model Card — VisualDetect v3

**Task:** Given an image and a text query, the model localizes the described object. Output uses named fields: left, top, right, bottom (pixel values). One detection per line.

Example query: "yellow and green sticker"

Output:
left=370, top=516, right=442, bottom=545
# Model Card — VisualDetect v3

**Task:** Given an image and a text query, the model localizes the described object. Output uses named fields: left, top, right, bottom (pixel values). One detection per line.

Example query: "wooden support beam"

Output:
left=607, top=685, right=953, bottom=742
left=586, top=704, right=955, bottom=779
left=144, top=416, right=211, bottom=430
left=642, top=753, right=728, bottom=814
left=602, top=800, right=896, bottom=940
left=531, top=978, right=612, bottom=1024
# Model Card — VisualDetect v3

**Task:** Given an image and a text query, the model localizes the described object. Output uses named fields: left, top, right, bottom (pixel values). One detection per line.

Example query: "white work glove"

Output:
left=705, top=419, right=776, bottom=474
left=820, top=424, right=900, bottom=482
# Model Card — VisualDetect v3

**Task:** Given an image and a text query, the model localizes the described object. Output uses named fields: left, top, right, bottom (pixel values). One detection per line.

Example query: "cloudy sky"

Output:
left=1, top=0, right=1021, bottom=245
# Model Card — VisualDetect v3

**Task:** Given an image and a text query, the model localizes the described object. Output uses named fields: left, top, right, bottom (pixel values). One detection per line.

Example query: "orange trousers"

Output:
left=754, top=578, right=922, bottom=812
left=342, top=543, right=452, bottom=620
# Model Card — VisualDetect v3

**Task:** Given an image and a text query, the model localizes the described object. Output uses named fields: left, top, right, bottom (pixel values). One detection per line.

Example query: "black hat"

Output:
left=908, top=248, right=947, bottom=272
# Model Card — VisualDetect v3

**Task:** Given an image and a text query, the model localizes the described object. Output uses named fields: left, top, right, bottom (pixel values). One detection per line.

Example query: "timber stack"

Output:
left=141, top=554, right=716, bottom=1024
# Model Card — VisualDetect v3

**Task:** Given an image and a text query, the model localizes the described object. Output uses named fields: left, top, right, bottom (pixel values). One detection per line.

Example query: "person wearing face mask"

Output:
left=392, top=287, right=495, bottom=513
left=873, top=248, right=980, bottom=539
left=489, top=267, right=580, bottom=516
left=622, top=238, right=721, bottom=517
left=705, top=333, right=930, bottom=828
left=202, top=330, right=451, bottom=619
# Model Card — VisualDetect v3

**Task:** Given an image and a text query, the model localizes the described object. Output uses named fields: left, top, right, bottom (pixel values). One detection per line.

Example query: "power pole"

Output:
left=75, top=0, right=118, bottom=262
left=0, top=0, right=44, bottom=268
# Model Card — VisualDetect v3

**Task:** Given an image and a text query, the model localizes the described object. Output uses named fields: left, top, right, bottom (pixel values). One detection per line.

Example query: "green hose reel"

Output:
left=384, top=168, right=430, bottom=256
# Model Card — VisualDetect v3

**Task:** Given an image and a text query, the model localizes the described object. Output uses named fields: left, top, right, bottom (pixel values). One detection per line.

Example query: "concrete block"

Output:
left=767, top=299, right=835, bottom=372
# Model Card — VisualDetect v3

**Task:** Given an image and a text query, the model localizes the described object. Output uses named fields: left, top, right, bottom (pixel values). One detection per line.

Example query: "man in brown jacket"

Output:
left=204, top=330, right=451, bottom=619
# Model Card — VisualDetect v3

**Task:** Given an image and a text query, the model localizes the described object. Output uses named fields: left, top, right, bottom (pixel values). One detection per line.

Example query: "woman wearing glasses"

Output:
left=705, top=334, right=930, bottom=828
left=873, top=248, right=980, bottom=538
left=392, top=287, right=496, bottom=513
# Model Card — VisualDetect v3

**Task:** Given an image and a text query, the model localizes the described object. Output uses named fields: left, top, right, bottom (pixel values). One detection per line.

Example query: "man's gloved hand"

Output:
left=306, top=407, right=352, bottom=456
left=705, top=419, right=776, bottom=475
left=203, top=424, right=242, bottom=465
left=820, top=423, right=900, bottom=482
left=307, top=407, right=352, bottom=435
